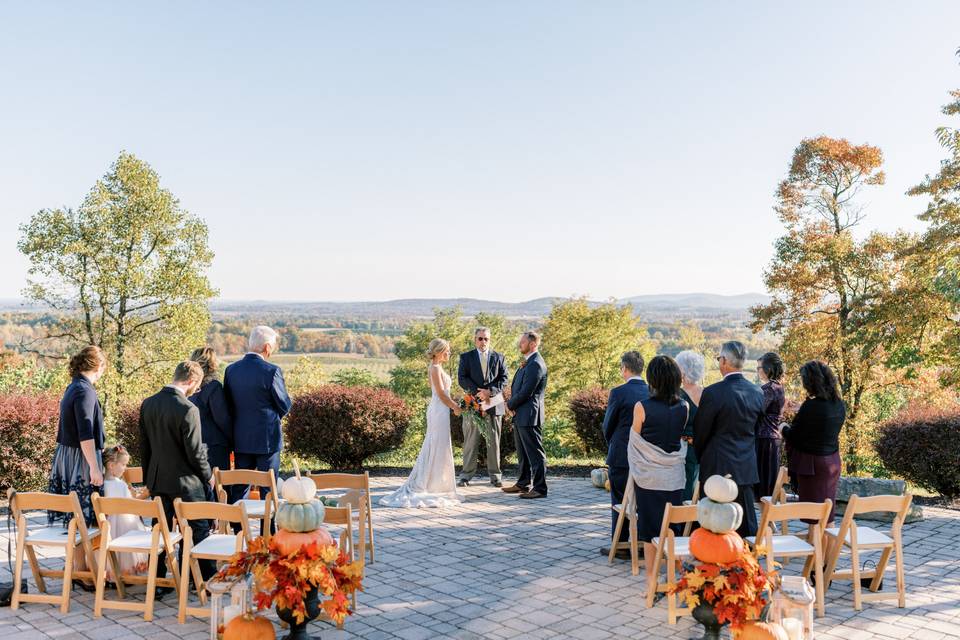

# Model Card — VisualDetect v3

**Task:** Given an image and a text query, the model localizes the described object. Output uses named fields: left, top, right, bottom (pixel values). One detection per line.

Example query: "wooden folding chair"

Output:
left=174, top=500, right=252, bottom=623
left=823, top=494, right=912, bottom=611
left=647, top=502, right=699, bottom=623
left=122, top=467, right=146, bottom=498
left=608, top=480, right=641, bottom=575
left=7, top=489, right=99, bottom=613
left=322, top=504, right=366, bottom=609
left=308, top=471, right=375, bottom=563
left=746, top=497, right=832, bottom=617
left=213, top=467, right=278, bottom=541
left=682, top=479, right=700, bottom=506
left=91, top=494, right=182, bottom=621
left=766, top=466, right=792, bottom=535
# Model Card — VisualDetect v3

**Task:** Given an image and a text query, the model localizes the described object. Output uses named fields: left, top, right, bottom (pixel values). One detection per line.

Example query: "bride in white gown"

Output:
left=380, top=338, right=465, bottom=508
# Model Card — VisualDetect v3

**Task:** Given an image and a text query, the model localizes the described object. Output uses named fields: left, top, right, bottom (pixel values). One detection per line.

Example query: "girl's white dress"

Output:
left=102, top=477, right=149, bottom=578
left=380, top=366, right=464, bottom=508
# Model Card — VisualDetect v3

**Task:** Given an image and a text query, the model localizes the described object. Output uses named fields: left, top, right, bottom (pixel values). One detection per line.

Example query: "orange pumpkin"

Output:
left=736, top=621, right=789, bottom=640
left=688, top=527, right=745, bottom=564
left=272, top=527, right=334, bottom=556
left=223, top=612, right=276, bottom=640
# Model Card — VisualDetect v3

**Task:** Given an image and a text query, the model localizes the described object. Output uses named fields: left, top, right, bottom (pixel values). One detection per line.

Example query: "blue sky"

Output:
left=1, top=2, right=958, bottom=302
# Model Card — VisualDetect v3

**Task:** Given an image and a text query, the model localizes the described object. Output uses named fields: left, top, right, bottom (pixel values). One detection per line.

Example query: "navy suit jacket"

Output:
left=457, top=349, right=509, bottom=416
left=602, top=378, right=650, bottom=468
left=189, top=379, right=234, bottom=450
left=223, top=354, right=292, bottom=455
left=57, top=376, right=105, bottom=450
left=507, top=352, right=547, bottom=427
left=693, top=372, right=764, bottom=486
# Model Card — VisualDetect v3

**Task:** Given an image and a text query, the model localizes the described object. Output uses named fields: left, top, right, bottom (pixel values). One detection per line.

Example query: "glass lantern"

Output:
left=206, top=572, right=251, bottom=640
left=769, top=575, right=815, bottom=640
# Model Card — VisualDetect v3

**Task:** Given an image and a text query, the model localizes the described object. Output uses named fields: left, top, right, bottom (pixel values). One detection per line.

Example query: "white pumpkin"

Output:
left=697, top=497, right=743, bottom=534
left=703, top=474, right=738, bottom=503
left=590, top=468, right=609, bottom=489
left=281, top=476, right=316, bottom=504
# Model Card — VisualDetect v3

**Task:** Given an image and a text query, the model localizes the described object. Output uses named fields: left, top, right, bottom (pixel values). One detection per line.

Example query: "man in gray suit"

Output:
left=503, top=331, right=548, bottom=499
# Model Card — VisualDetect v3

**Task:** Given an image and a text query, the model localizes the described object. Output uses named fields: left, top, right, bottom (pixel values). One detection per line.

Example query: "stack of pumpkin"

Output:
left=691, top=475, right=789, bottom=640
left=273, top=465, right=334, bottom=556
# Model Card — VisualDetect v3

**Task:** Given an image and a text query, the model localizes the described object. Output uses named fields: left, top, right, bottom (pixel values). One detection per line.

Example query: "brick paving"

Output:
left=2, top=476, right=959, bottom=639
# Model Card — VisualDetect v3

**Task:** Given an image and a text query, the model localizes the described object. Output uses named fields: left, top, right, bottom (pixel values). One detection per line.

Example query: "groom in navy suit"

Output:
left=457, top=327, right=509, bottom=487
left=601, top=351, right=650, bottom=557
left=503, top=331, right=549, bottom=499
left=223, top=325, right=292, bottom=506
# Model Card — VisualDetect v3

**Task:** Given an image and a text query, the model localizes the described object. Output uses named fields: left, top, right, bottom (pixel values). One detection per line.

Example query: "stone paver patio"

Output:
left=2, top=476, right=960, bottom=639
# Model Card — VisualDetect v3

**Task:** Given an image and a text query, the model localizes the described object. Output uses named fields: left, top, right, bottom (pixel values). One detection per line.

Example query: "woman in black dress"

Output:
left=755, top=352, right=786, bottom=498
left=782, top=361, right=845, bottom=523
left=48, top=346, right=107, bottom=527
left=188, top=347, right=234, bottom=476
left=628, top=355, right=688, bottom=591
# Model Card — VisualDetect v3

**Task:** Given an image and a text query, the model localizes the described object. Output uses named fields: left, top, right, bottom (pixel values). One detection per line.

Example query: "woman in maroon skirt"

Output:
left=782, top=361, right=845, bottom=524
left=754, top=352, right=785, bottom=499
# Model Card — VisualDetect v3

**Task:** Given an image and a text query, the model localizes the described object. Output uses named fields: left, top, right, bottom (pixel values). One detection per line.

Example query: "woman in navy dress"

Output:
left=755, top=352, right=786, bottom=498
left=48, top=346, right=107, bottom=527
left=189, top=347, right=234, bottom=497
left=628, top=355, right=688, bottom=591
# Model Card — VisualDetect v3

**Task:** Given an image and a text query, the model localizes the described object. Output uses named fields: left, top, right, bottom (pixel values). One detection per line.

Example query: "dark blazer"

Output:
left=189, top=379, right=234, bottom=449
left=139, top=387, right=212, bottom=498
left=507, top=352, right=547, bottom=427
left=457, top=349, right=509, bottom=417
left=602, top=378, right=650, bottom=468
left=783, top=398, right=845, bottom=456
left=693, top=372, right=764, bottom=486
left=57, top=376, right=106, bottom=449
left=223, top=354, right=292, bottom=455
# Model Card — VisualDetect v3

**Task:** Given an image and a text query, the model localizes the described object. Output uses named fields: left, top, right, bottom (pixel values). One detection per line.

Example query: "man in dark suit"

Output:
left=457, top=326, right=509, bottom=487
left=600, top=351, right=650, bottom=557
left=223, top=325, right=292, bottom=501
left=693, top=340, right=765, bottom=537
left=502, top=331, right=548, bottom=499
left=139, top=361, right=215, bottom=590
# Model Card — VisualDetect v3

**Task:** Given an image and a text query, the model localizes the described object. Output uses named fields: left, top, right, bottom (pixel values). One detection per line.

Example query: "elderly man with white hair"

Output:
left=223, top=326, right=292, bottom=517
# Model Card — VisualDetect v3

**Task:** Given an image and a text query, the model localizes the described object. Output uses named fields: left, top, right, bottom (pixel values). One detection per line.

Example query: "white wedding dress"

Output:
left=380, top=366, right=464, bottom=508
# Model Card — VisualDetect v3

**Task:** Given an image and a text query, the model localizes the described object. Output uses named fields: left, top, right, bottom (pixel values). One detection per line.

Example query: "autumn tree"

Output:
left=750, top=136, right=917, bottom=473
left=906, top=48, right=960, bottom=386
left=18, top=151, right=216, bottom=406
left=540, top=298, right=656, bottom=418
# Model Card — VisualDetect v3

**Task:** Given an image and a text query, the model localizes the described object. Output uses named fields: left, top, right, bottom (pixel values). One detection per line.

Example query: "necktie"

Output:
left=480, top=351, right=488, bottom=379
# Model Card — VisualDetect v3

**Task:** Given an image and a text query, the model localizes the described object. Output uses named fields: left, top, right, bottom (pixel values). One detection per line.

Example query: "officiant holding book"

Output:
left=457, top=327, right=509, bottom=487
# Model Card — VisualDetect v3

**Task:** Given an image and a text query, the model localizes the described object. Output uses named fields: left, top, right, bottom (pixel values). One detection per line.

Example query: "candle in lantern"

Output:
left=781, top=617, right=803, bottom=640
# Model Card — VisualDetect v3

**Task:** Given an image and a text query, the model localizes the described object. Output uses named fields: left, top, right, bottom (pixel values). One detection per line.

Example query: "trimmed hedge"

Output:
left=876, top=403, right=960, bottom=499
left=115, top=401, right=144, bottom=465
left=286, top=385, right=412, bottom=469
left=450, top=411, right=516, bottom=467
left=569, top=387, right=609, bottom=454
left=0, top=393, right=60, bottom=491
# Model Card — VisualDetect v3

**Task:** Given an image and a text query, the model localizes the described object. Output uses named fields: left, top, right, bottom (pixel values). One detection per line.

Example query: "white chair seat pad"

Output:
left=652, top=536, right=691, bottom=557
left=27, top=526, right=100, bottom=545
left=746, top=535, right=814, bottom=554
left=237, top=499, right=267, bottom=517
left=192, top=534, right=242, bottom=557
left=108, top=530, right=181, bottom=550
left=826, top=526, right=893, bottom=546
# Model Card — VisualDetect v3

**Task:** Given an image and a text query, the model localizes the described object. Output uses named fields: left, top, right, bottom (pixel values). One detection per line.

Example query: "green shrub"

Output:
left=569, top=387, right=609, bottom=454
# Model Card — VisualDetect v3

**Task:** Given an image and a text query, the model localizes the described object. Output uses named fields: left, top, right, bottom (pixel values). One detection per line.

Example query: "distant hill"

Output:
left=622, top=293, right=771, bottom=310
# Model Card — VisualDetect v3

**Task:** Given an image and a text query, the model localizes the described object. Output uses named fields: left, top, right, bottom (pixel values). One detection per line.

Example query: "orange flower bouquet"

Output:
left=670, top=550, right=777, bottom=632
left=459, top=394, right=484, bottom=420
left=217, top=534, right=363, bottom=626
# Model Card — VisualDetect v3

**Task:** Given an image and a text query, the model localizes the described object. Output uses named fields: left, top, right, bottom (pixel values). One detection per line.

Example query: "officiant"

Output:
left=457, top=327, right=509, bottom=488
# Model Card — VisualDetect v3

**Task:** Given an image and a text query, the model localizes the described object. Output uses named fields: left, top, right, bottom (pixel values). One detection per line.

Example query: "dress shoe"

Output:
left=457, top=479, right=469, bottom=487
left=600, top=547, right=632, bottom=560
left=153, top=586, right=174, bottom=600
left=490, top=480, right=503, bottom=488
left=501, top=484, right=528, bottom=494
left=519, top=490, right=546, bottom=499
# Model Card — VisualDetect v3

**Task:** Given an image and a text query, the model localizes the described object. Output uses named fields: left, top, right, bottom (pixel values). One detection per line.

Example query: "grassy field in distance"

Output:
left=223, top=351, right=398, bottom=381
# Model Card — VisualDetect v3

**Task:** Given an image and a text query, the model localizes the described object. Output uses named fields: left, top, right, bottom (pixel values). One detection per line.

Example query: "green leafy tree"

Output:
left=17, top=151, right=216, bottom=407
left=331, top=366, right=382, bottom=388
left=285, top=356, right=327, bottom=396
left=540, top=298, right=655, bottom=418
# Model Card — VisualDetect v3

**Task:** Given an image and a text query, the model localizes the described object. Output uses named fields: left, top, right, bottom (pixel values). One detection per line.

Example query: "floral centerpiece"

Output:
left=217, top=534, right=363, bottom=627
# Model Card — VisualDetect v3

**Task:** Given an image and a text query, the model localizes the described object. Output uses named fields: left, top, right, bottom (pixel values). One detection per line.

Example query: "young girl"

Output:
left=101, top=445, right=149, bottom=579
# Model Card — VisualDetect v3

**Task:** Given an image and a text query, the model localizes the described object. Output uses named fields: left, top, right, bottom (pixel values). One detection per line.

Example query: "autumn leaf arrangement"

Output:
left=217, top=535, right=364, bottom=626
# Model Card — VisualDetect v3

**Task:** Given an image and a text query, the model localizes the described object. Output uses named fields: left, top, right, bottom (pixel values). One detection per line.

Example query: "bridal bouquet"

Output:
left=459, top=394, right=485, bottom=420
